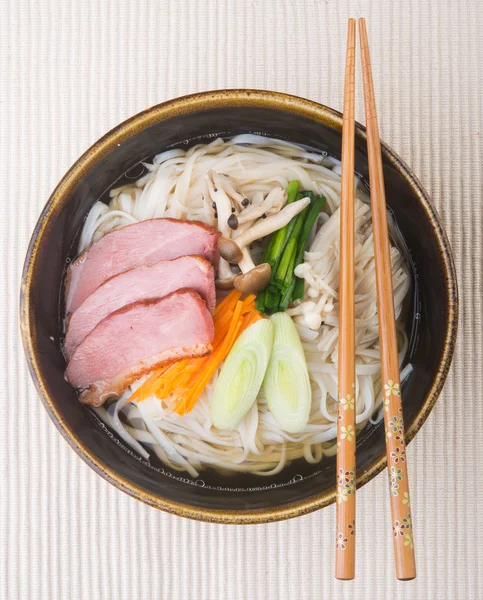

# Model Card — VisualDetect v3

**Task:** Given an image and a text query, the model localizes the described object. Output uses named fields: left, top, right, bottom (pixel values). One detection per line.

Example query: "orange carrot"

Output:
left=213, top=289, right=242, bottom=317
left=241, top=310, right=263, bottom=330
left=156, top=356, right=207, bottom=399
left=173, top=301, right=244, bottom=415
left=179, top=321, right=244, bottom=414
left=241, top=294, right=257, bottom=311
left=126, top=363, right=172, bottom=403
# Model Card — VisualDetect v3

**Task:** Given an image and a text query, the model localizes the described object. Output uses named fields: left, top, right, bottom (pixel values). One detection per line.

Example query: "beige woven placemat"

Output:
left=1, top=1, right=481, bottom=598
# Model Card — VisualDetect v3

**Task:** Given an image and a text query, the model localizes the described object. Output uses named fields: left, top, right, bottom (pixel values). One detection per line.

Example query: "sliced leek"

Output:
left=263, top=313, right=312, bottom=433
left=210, top=319, right=274, bottom=430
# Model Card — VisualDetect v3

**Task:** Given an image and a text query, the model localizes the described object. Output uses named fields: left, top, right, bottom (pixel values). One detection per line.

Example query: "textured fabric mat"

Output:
left=1, top=1, right=482, bottom=598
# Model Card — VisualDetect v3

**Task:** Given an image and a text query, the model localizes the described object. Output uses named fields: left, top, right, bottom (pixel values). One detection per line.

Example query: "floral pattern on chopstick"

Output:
left=390, top=445, right=406, bottom=464
left=335, top=520, right=355, bottom=550
left=387, top=415, right=404, bottom=438
left=339, top=393, right=355, bottom=411
left=336, top=377, right=356, bottom=562
left=384, top=379, right=401, bottom=411
left=392, top=513, right=412, bottom=537
left=389, top=466, right=403, bottom=496
left=340, top=425, right=355, bottom=442
left=336, top=468, right=356, bottom=503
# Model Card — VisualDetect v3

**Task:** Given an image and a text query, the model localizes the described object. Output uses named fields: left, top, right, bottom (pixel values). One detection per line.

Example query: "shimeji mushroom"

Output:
left=229, top=197, right=311, bottom=292
left=234, top=196, right=311, bottom=249
left=237, top=187, right=287, bottom=224
left=234, top=263, right=271, bottom=294
left=218, top=236, right=244, bottom=264
left=289, top=263, right=336, bottom=330
left=217, top=235, right=271, bottom=294
left=206, top=171, right=240, bottom=289
left=209, top=178, right=309, bottom=292
left=215, top=173, right=248, bottom=211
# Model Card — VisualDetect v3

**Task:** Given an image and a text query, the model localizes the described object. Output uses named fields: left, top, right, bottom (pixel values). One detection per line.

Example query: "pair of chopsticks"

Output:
left=336, top=18, right=416, bottom=581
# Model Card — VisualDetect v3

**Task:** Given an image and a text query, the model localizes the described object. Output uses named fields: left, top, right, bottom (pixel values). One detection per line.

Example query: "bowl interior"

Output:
left=22, top=93, right=455, bottom=521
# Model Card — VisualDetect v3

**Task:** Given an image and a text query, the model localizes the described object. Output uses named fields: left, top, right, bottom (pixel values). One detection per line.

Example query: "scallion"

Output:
left=263, top=313, right=312, bottom=433
left=210, top=319, right=274, bottom=430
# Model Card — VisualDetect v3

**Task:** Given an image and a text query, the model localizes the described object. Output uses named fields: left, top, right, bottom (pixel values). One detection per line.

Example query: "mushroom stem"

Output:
left=206, top=171, right=233, bottom=238
left=238, top=248, right=256, bottom=274
left=215, top=257, right=236, bottom=289
left=218, top=257, right=235, bottom=279
left=216, top=173, right=246, bottom=210
left=235, top=197, right=311, bottom=249
left=237, top=187, right=287, bottom=224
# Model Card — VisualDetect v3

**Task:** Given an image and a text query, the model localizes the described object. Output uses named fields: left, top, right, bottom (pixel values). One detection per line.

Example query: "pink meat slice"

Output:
left=66, top=289, right=214, bottom=406
left=65, top=218, right=220, bottom=314
left=64, top=255, right=215, bottom=360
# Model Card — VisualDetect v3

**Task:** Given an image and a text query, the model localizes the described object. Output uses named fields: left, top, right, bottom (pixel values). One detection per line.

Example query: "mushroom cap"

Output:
left=215, top=275, right=237, bottom=290
left=233, top=263, right=271, bottom=294
left=218, top=236, right=244, bottom=264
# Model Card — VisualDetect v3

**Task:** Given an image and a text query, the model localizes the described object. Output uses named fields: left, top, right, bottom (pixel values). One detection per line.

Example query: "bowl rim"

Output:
left=20, top=88, right=458, bottom=524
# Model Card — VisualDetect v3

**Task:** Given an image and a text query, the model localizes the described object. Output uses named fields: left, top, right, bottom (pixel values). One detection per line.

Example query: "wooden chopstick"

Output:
left=358, top=18, right=416, bottom=580
left=335, top=17, right=357, bottom=581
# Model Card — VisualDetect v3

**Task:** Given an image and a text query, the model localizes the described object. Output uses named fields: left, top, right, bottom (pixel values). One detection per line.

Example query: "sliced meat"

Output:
left=65, top=218, right=220, bottom=313
left=64, top=255, right=215, bottom=360
left=66, top=290, right=214, bottom=406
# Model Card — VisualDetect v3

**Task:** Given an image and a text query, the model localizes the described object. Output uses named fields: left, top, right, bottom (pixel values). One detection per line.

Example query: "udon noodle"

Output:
left=79, top=136, right=411, bottom=477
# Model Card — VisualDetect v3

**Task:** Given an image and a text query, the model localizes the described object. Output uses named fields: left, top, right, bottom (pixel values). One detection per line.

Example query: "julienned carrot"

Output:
left=241, top=310, right=263, bottom=329
left=213, top=310, right=234, bottom=334
left=157, top=357, right=207, bottom=399
left=127, top=363, right=171, bottom=403
left=174, top=302, right=245, bottom=415
left=214, top=289, right=242, bottom=316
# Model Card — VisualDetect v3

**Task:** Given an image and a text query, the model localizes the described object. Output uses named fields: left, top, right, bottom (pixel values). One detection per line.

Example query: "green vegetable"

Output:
left=262, top=180, right=300, bottom=267
left=263, top=313, right=312, bottom=433
left=291, top=275, right=306, bottom=302
left=273, top=196, right=310, bottom=287
left=256, top=181, right=299, bottom=312
left=210, top=319, right=274, bottom=430
left=279, top=193, right=327, bottom=310
left=257, top=182, right=326, bottom=314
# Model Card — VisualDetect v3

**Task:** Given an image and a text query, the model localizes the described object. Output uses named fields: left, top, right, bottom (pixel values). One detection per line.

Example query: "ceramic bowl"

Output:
left=20, top=90, right=458, bottom=523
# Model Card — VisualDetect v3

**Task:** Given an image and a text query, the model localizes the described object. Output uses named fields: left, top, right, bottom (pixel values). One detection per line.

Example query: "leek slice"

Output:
left=210, top=319, right=274, bottom=430
left=263, top=313, right=312, bottom=433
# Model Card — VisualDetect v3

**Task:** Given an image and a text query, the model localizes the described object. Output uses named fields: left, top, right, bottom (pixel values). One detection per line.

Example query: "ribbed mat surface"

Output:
left=1, top=1, right=481, bottom=598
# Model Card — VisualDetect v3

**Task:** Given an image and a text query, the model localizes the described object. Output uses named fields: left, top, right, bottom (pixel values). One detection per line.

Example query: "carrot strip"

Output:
left=241, top=310, right=263, bottom=330
left=181, top=321, right=244, bottom=414
left=213, top=289, right=242, bottom=317
left=157, top=357, right=207, bottom=399
left=241, top=294, right=257, bottom=311
left=126, top=363, right=172, bottom=403
left=213, top=309, right=234, bottom=333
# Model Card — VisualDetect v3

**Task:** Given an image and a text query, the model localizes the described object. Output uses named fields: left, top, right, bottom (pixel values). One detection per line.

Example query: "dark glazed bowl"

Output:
left=20, top=90, right=458, bottom=523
